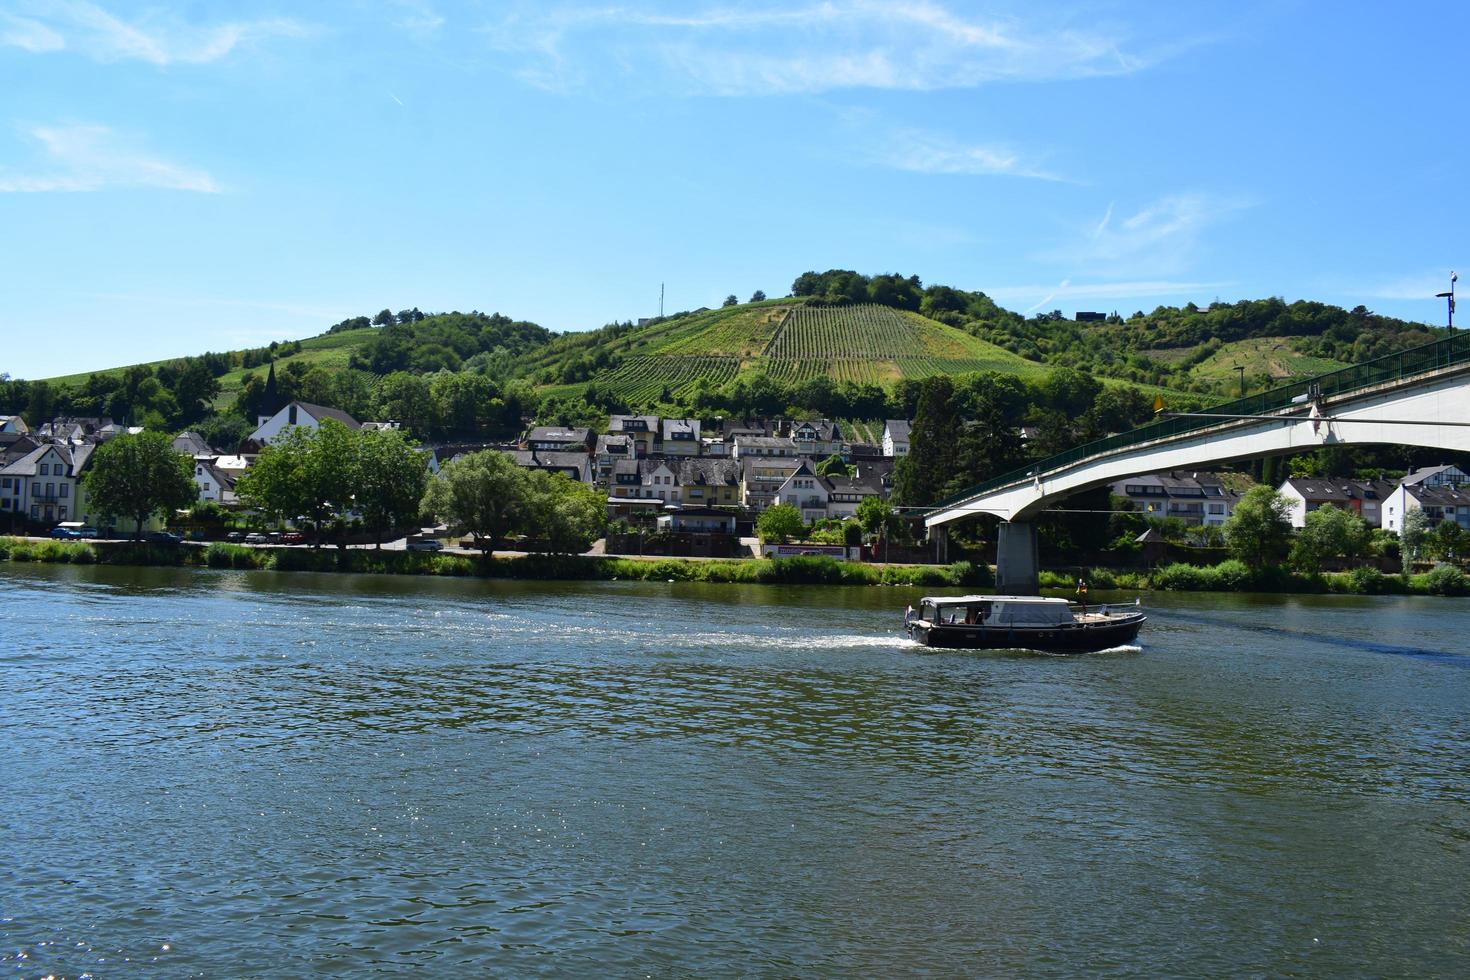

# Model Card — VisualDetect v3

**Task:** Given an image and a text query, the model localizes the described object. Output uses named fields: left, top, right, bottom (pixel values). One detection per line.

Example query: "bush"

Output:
left=1151, top=563, right=1214, bottom=591
left=205, top=542, right=263, bottom=569
left=1420, top=564, right=1470, bottom=596
left=1348, top=565, right=1392, bottom=595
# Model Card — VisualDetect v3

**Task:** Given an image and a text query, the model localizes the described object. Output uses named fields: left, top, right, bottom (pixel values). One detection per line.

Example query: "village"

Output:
left=3, top=396, right=1468, bottom=565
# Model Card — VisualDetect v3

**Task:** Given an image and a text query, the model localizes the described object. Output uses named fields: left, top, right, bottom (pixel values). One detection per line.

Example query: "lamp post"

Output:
left=1436, top=271, right=1457, bottom=330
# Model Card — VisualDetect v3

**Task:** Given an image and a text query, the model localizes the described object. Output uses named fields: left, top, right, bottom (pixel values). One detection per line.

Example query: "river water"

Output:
left=3, top=565, right=1469, bottom=977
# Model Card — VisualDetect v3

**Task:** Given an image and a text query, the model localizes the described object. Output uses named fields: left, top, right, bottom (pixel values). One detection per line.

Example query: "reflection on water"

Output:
left=3, top=564, right=1470, bottom=975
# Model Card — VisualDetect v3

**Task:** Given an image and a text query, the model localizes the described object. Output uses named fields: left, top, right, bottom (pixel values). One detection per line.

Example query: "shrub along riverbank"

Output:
left=2, top=539, right=1465, bottom=596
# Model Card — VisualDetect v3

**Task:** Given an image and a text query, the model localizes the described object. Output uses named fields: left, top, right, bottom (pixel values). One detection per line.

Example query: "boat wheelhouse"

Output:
left=905, top=595, right=1145, bottom=653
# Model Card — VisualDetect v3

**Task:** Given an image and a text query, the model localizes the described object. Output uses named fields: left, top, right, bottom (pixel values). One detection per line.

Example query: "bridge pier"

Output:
left=931, top=525, right=948, bottom=563
left=996, top=521, right=1040, bottom=595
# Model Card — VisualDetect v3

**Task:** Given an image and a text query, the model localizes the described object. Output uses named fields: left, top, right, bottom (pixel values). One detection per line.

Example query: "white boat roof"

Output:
left=919, top=595, right=1071, bottom=606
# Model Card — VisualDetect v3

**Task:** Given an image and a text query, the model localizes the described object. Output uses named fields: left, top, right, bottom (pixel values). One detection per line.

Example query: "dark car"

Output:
left=76, top=527, right=99, bottom=539
left=49, top=527, right=81, bottom=539
left=281, top=531, right=306, bottom=545
left=147, top=531, right=184, bottom=544
left=226, top=531, right=245, bottom=542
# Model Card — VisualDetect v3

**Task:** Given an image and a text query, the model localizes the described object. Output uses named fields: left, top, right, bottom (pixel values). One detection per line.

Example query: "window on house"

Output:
left=39, top=463, right=48, bottom=475
left=32, top=482, right=40, bottom=495
left=59, top=484, right=68, bottom=498
left=58, top=506, right=67, bottom=519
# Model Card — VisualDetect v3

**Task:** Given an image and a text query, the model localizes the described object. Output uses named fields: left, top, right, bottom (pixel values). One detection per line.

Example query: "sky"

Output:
left=3, top=0, right=1467, bottom=379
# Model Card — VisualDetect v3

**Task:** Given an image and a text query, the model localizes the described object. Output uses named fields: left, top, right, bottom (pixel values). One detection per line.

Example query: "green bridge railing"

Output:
left=926, top=329, right=1470, bottom=517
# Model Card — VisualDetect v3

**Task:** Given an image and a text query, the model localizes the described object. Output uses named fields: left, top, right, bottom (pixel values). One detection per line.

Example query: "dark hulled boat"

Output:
left=905, top=595, right=1145, bottom=653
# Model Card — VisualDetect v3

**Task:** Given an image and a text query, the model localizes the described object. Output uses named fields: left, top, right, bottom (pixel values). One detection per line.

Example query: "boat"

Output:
left=904, top=595, right=1145, bottom=653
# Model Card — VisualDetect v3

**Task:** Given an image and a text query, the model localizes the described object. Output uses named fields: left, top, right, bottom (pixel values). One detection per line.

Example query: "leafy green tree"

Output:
left=723, top=294, right=738, bottom=307
left=523, top=470, right=606, bottom=553
left=237, top=420, right=357, bottom=547
left=1290, top=504, right=1368, bottom=573
left=355, top=429, right=430, bottom=548
left=815, top=454, right=849, bottom=478
left=757, top=503, right=806, bottom=543
left=83, top=431, right=196, bottom=542
left=1427, top=518, right=1466, bottom=563
left=749, top=290, right=766, bottom=302
left=893, top=375, right=959, bottom=506
left=1400, top=507, right=1428, bottom=572
left=1223, top=484, right=1294, bottom=568
left=373, top=309, right=396, bottom=327
left=420, top=450, right=529, bottom=554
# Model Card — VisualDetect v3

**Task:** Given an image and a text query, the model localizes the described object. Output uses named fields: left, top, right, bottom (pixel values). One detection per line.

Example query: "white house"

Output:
left=733, top=435, right=798, bottom=460
left=776, top=460, right=831, bottom=522
left=248, top=401, right=361, bottom=447
left=882, top=420, right=911, bottom=458
left=660, top=418, right=702, bottom=456
left=790, top=420, right=843, bottom=457
left=1383, top=482, right=1470, bottom=534
left=1401, top=464, right=1469, bottom=489
left=1277, top=477, right=1395, bottom=529
left=0, top=443, right=90, bottom=525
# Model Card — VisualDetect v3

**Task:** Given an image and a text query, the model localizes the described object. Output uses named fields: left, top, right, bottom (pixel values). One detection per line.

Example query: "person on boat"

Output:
left=904, top=604, right=915, bottom=624
left=1076, top=578, right=1088, bottom=615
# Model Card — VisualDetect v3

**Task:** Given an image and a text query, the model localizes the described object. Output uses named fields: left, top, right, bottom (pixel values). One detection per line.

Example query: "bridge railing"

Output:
left=927, top=329, right=1470, bottom=516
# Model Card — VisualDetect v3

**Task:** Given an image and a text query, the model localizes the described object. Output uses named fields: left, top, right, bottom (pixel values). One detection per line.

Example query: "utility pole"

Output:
left=1436, top=271, right=1457, bottom=330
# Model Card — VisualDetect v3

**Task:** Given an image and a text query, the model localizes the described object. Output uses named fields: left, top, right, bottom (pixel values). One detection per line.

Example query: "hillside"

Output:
left=519, top=301, right=1045, bottom=403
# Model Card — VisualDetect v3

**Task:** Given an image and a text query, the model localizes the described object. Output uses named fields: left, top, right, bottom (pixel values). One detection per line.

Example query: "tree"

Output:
left=1290, top=504, right=1368, bottom=573
left=815, top=454, right=849, bottom=478
left=420, top=450, right=529, bottom=554
left=523, top=470, right=606, bottom=553
left=373, top=309, right=396, bottom=327
left=723, top=294, right=739, bottom=307
left=1223, top=484, right=1294, bottom=568
left=1427, top=517, right=1465, bottom=563
left=757, top=503, right=805, bottom=543
left=83, top=431, right=196, bottom=542
left=1401, top=507, right=1429, bottom=573
left=355, top=429, right=430, bottom=548
left=750, top=290, right=767, bottom=303
left=893, top=375, right=959, bottom=506
left=236, top=420, right=357, bottom=547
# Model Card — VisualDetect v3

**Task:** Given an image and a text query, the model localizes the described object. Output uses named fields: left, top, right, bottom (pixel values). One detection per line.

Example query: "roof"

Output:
left=293, top=401, right=361, bottom=429
left=1402, top=464, right=1467, bottom=486
left=0, top=443, right=76, bottom=477
left=1403, top=484, right=1470, bottom=506
left=884, top=420, right=911, bottom=439
left=661, top=417, right=700, bottom=439
left=664, top=506, right=737, bottom=518
left=172, top=431, right=215, bottom=456
left=675, top=458, right=742, bottom=485
left=920, top=595, right=1071, bottom=606
left=526, top=426, right=590, bottom=443
left=512, top=450, right=591, bottom=470
left=735, top=435, right=794, bottom=449
left=595, top=433, right=634, bottom=454
left=608, top=414, right=660, bottom=432
left=1283, top=477, right=1395, bottom=503
left=791, top=419, right=841, bottom=440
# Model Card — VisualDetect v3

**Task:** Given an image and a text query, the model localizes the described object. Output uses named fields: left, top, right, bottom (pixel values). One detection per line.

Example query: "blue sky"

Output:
left=3, top=1, right=1466, bottom=379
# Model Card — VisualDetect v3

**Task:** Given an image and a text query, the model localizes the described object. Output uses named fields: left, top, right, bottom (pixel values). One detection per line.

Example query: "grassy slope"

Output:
left=1188, top=337, right=1349, bottom=385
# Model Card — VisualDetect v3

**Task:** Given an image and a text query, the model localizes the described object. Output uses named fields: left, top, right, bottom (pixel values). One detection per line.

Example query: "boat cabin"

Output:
left=916, top=595, right=1074, bottom=628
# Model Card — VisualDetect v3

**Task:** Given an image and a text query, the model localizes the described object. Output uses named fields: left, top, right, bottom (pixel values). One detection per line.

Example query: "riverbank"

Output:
left=3, top=538, right=1466, bottom=596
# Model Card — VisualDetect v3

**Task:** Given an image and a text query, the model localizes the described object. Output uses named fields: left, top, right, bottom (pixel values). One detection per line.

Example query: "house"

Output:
left=882, top=420, right=911, bottom=458
left=660, top=418, right=702, bottom=456
left=523, top=426, right=593, bottom=453
left=1277, top=477, right=1396, bottom=529
left=733, top=435, right=798, bottom=460
left=673, top=458, right=742, bottom=508
left=789, top=420, right=843, bottom=457
left=0, top=443, right=91, bottom=525
left=172, top=431, right=216, bottom=457
left=37, top=417, right=112, bottom=445
left=1, top=435, right=39, bottom=466
left=775, top=460, right=831, bottom=522
left=741, top=456, right=807, bottom=510
left=1401, top=464, right=1469, bottom=489
left=1110, top=471, right=1241, bottom=526
left=823, top=472, right=882, bottom=518
left=193, top=458, right=239, bottom=505
left=1383, top=482, right=1470, bottom=534
left=510, top=449, right=594, bottom=484
left=248, top=401, right=361, bottom=448
left=594, top=434, right=636, bottom=486
left=608, top=415, right=660, bottom=457
left=0, top=416, right=28, bottom=435
left=656, top=506, right=737, bottom=534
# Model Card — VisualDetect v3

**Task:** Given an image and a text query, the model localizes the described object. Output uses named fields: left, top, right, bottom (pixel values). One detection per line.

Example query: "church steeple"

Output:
left=263, top=359, right=283, bottom=416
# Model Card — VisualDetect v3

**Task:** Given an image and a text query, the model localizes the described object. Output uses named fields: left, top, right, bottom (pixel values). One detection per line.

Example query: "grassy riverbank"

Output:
left=0, top=538, right=994, bottom=588
left=4, top=538, right=1466, bottom=596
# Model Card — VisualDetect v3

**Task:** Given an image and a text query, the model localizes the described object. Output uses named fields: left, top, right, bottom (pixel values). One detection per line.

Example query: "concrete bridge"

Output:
left=924, top=332, right=1470, bottom=593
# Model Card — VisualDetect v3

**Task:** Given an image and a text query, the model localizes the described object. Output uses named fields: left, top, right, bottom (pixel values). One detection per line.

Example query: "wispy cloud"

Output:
left=1, top=1, right=308, bottom=65
left=877, top=128, right=1069, bottom=181
left=485, top=1, right=1170, bottom=95
left=1043, top=193, right=1253, bottom=276
left=0, top=124, right=221, bottom=193
left=1360, top=271, right=1462, bottom=301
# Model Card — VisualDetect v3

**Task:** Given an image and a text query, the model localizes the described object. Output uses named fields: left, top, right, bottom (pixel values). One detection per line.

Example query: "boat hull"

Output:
left=907, top=614, right=1145, bottom=653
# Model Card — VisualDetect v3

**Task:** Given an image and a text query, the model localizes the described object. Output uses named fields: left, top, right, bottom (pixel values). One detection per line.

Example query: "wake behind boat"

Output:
left=905, top=595, right=1145, bottom=653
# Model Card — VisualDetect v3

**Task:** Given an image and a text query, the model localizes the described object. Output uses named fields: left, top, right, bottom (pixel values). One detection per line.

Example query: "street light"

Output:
left=1436, top=271, right=1457, bottom=330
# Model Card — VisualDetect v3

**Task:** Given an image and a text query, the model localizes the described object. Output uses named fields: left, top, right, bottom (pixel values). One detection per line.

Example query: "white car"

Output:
left=406, top=539, right=442, bottom=552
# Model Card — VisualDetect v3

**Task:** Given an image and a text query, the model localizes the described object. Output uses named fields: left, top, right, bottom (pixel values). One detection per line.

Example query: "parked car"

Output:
left=406, top=539, right=443, bottom=552
left=267, top=531, right=284, bottom=543
left=281, top=531, right=306, bottom=545
left=147, top=531, right=183, bottom=544
left=76, top=527, right=99, bottom=539
left=244, top=532, right=270, bottom=545
left=225, top=531, right=245, bottom=542
left=49, top=527, right=80, bottom=539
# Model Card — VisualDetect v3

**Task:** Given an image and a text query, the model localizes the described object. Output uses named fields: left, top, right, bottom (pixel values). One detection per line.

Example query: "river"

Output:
left=3, top=564, right=1469, bottom=976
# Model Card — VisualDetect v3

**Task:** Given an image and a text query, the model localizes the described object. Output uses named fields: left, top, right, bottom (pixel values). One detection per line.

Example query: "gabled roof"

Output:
left=1402, top=464, right=1467, bottom=486
left=661, top=417, right=700, bottom=439
left=609, top=414, right=660, bottom=433
left=172, top=431, right=216, bottom=456
left=293, top=401, right=362, bottom=429
left=791, top=419, right=840, bottom=440
left=1403, top=484, right=1470, bottom=506
left=675, top=458, right=742, bottom=486
left=595, top=433, right=634, bottom=454
left=526, top=425, right=590, bottom=443
left=511, top=450, right=591, bottom=472
left=0, top=443, right=76, bottom=477
left=883, top=420, right=911, bottom=440
left=1284, top=477, right=1395, bottom=503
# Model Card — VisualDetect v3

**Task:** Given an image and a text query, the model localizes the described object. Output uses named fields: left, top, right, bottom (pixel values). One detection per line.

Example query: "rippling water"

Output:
left=4, top=564, right=1470, bottom=976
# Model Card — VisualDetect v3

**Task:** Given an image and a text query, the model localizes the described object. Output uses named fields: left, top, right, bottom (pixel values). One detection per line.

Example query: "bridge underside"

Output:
left=927, top=367, right=1470, bottom=528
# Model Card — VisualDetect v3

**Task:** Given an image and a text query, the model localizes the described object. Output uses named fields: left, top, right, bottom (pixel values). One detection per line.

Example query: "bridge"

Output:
left=924, top=331, right=1470, bottom=594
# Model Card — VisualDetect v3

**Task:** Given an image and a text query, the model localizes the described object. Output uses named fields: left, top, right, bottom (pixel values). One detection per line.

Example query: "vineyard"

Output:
left=538, top=300, right=1050, bottom=404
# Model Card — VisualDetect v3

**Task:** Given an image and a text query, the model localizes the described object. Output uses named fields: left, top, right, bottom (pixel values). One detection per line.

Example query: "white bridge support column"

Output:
left=931, top=524, right=948, bottom=564
left=996, top=522, right=1039, bottom=596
